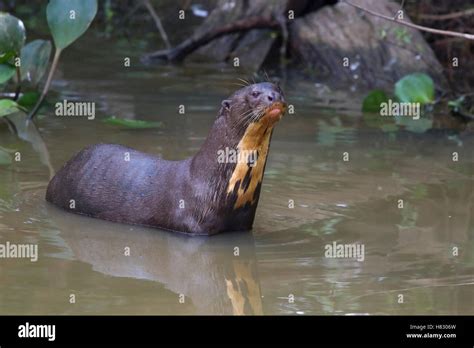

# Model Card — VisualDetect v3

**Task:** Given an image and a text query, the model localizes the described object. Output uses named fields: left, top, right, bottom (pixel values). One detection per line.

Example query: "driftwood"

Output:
left=142, top=0, right=313, bottom=69
left=142, top=15, right=280, bottom=62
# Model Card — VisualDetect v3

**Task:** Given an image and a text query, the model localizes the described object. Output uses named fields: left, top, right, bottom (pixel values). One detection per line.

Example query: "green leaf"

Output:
left=362, top=89, right=389, bottom=113
left=47, top=0, right=98, bottom=50
left=394, top=73, right=434, bottom=104
left=0, top=63, right=15, bottom=83
left=17, top=91, right=40, bottom=108
left=362, top=89, right=397, bottom=130
left=0, top=13, right=26, bottom=55
left=102, top=117, right=163, bottom=129
left=20, top=39, right=52, bottom=85
left=0, top=99, right=26, bottom=117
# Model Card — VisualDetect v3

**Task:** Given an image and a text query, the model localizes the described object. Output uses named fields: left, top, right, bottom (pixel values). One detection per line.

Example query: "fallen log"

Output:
left=142, top=15, right=280, bottom=62
left=142, top=0, right=311, bottom=69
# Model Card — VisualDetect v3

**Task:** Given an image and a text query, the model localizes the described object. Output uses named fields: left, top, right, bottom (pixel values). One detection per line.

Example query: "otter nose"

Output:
left=267, top=91, right=282, bottom=103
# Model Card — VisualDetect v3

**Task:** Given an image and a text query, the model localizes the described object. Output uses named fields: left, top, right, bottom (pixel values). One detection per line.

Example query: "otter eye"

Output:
left=251, top=91, right=261, bottom=98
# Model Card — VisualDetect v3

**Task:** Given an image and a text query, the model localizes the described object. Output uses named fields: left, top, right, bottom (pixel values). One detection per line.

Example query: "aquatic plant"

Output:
left=0, top=0, right=98, bottom=122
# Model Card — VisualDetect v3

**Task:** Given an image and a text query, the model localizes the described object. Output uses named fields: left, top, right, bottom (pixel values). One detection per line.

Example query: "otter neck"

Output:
left=192, top=114, right=276, bottom=209
left=225, top=118, right=274, bottom=209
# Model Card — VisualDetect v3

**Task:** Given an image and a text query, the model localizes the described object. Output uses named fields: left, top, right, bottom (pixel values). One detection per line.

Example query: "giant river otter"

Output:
left=46, top=82, right=286, bottom=235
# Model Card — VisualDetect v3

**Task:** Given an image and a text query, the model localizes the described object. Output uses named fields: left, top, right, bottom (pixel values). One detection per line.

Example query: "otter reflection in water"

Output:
left=48, top=205, right=263, bottom=315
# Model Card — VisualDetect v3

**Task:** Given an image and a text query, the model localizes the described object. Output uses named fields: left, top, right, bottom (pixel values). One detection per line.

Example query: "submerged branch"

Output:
left=142, top=15, right=280, bottom=62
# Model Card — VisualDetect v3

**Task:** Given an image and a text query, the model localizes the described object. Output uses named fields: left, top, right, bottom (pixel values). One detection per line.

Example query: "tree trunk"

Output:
left=289, top=0, right=447, bottom=88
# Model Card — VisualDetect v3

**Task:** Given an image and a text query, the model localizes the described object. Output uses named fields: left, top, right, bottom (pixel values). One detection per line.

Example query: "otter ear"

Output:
left=221, top=99, right=231, bottom=110
left=219, top=99, right=231, bottom=118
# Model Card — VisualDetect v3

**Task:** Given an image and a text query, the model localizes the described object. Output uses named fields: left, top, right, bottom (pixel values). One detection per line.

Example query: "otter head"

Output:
left=220, top=82, right=287, bottom=130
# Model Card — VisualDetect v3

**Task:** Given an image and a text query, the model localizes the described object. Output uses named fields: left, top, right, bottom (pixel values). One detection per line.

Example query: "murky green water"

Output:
left=0, top=36, right=473, bottom=315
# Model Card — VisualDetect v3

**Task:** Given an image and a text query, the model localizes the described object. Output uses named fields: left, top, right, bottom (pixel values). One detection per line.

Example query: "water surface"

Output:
left=0, top=36, right=473, bottom=315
